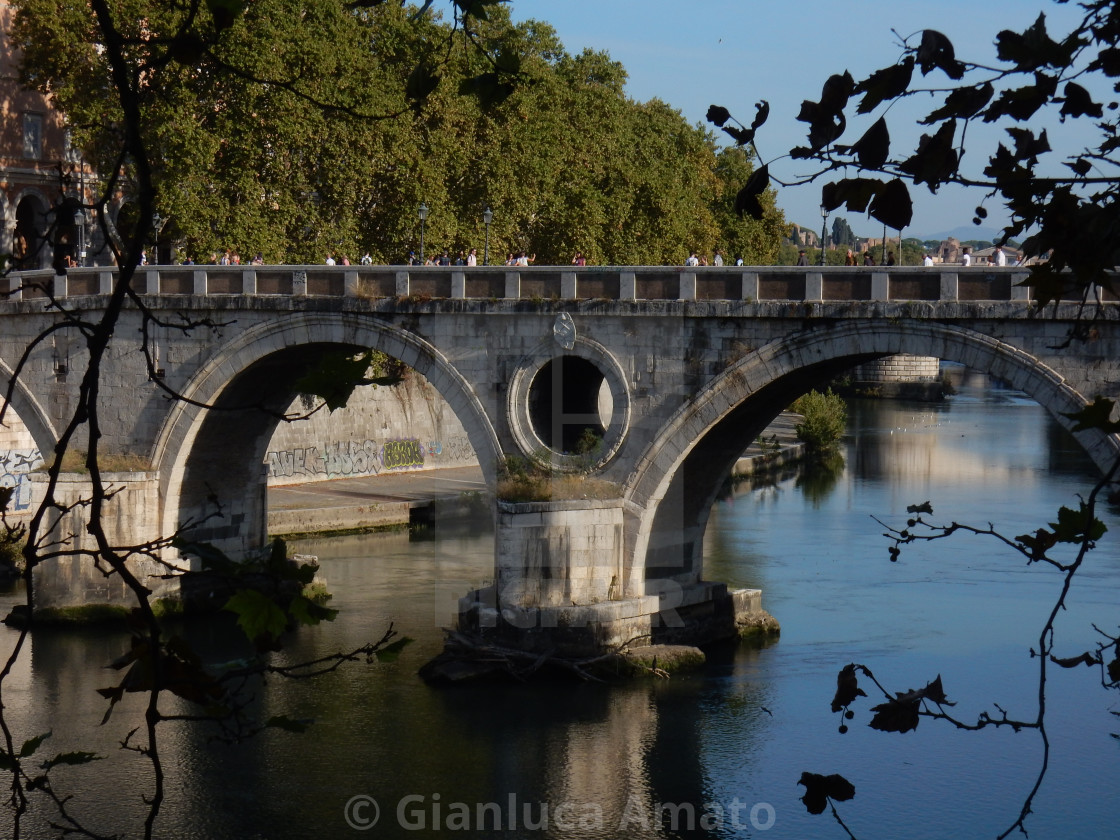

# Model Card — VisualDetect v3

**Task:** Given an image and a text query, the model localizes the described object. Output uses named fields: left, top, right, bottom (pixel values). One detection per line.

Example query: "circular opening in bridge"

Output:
left=527, top=355, right=612, bottom=455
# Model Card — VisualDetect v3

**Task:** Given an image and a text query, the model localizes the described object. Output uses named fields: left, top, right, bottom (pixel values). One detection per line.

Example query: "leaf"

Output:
left=916, top=30, right=964, bottom=79
left=919, top=674, right=954, bottom=706
left=1050, top=503, right=1107, bottom=544
left=821, top=178, right=881, bottom=214
left=995, top=13, right=1079, bottom=72
left=831, top=663, right=866, bottom=713
left=921, top=82, right=994, bottom=124
left=796, top=102, right=846, bottom=153
left=983, top=72, right=1058, bottom=122
left=265, top=715, right=315, bottom=733
left=734, top=164, right=770, bottom=220
left=868, top=178, right=913, bottom=230
left=288, top=594, right=339, bottom=627
left=374, top=636, right=414, bottom=663
left=898, top=122, right=958, bottom=191
left=854, top=57, right=914, bottom=114
left=845, top=117, right=890, bottom=169
left=798, top=772, right=856, bottom=815
left=1016, top=527, right=1057, bottom=559
left=1108, top=657, right=1120, bottom=684
left=750, top=100, right=770, bottom=131
left=1006, top=128, right=1051, bottom=165
left=706, top=104, right=731, bottom=127
left=18, top=731, right=51, bottom=758
left=224, top=589, right=288, bottom=643
left=722, top=125, right=755, bottom=145
left=1059, top=82, right=1103, bottom=120
left=819, top=71, right=855, bottom=113
left=1066, top=158, right=1093, bottom=176
left=869, top=693, right=921, bottom=733
left=0, top=750, right=16, bottom=772
left=0, top=486, right=12, bottom=513
left=41, top=751, right=102, bottom=771
left=1051, top=652, right=1099, bottom=669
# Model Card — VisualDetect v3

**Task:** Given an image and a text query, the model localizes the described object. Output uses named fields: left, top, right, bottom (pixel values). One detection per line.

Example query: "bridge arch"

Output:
left=0, top=357, right=59, bottom=456
left=152, top=313, right=501, bottom=558
left=623, top=320, right=1120, bottom=595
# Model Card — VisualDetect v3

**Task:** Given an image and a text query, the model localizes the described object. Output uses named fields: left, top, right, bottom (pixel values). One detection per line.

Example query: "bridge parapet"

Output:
left=8, top=264, right=1104, bottom=304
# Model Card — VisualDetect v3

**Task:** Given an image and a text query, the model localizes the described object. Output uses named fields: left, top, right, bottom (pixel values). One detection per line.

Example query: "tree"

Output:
left=0, top=2, right=515, bottom=836
left=831, top=216, right=855, bottom=247
left=13, top=2, right=778, bottom=267
left=709, top=3, right=1120, bottom=837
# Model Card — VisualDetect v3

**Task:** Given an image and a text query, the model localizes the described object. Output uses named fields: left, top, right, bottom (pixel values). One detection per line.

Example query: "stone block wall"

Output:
left=29, top=472, right=177, bottom=611
left=264, top=372, right=478, bottom=486
left=851, top=354, right=941, bottom=383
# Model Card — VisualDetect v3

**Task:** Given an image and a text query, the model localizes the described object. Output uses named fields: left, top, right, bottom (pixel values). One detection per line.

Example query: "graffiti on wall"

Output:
left=382, top=439, right=425, bottom=471
left=0, top=449, right=45, bottom=511
left=266, top=435, right=475, bottom=480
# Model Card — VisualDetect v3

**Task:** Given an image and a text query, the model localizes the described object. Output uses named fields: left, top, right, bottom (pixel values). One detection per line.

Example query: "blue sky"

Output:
left=509, top=0, right=1093, bottom=240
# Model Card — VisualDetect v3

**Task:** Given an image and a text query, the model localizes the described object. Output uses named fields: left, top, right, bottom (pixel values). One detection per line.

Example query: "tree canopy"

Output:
left=12, top=0, right=785, bottom=266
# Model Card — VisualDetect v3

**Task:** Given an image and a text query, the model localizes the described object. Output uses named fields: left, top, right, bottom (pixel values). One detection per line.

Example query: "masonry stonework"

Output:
left=3, top=265, right=1118, bottom=650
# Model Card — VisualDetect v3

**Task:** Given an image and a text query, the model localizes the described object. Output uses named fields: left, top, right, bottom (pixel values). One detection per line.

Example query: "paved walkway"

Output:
left=266, top=413, right=803, bottom=535
left=268, top=465, right=486, bottom=535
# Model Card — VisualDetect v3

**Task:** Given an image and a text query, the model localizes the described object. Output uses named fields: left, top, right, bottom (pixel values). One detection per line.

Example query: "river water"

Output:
left=2, top=370, right=1119, bottom=839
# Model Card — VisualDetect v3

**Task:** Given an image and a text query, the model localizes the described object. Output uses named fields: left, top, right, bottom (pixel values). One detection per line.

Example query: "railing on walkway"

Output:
left=1, top=264, right=1097, bottom=304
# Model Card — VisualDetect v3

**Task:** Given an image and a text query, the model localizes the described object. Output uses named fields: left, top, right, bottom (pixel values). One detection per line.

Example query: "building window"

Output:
left=23, top=113, right=43, bottom=159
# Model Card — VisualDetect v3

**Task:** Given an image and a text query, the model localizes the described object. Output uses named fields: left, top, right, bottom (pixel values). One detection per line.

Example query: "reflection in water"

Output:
left=0, top=373, right=1118, bottom=839
left=795, top=452, right=844, bottom=505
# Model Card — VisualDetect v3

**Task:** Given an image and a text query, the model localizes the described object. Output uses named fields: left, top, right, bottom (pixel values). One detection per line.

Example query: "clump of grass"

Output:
left=37, top=450, right=151, bottom=474
left=496, top=455, right=618, bottom=503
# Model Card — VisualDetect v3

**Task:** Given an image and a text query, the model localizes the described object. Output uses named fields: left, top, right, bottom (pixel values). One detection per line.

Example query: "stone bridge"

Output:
left=2, top=264, right=1118, bottom=650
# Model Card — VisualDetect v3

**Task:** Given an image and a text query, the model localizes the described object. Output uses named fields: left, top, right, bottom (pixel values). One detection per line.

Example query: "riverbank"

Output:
left=267, top=464, right=487, bottom=537
left=268, top=415, right=807, bottom=536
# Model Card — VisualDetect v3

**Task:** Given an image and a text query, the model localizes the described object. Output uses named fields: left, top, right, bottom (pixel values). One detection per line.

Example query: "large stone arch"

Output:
left=151, top=313, right=501, bottom=559
left=622, top=320, right=1120, bottom=597
left=13, top=189, right=51, bottom=270
left=0, top=358, right=58, bottom=456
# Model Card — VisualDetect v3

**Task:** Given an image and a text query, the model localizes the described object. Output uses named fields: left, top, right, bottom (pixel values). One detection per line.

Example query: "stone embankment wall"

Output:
left=265, top=372, right=478, bottom=486
left=0, top=403, right=42, bottom=513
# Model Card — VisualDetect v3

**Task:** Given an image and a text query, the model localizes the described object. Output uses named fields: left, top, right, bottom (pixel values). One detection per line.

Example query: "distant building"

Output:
left=0, top=1, right=100, bottom=268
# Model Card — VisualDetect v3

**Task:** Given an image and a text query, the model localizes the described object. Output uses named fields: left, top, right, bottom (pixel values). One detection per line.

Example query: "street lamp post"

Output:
left=418, top=203, right=429, bottom=264
left=820, top=205, right=829, bottom=267
left=483, top=206, right=493, bottom=266
left=151, top=212, right=166, bottom=264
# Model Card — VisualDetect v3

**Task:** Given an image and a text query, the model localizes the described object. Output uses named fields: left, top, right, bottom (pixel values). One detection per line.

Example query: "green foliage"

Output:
left=790, top=389, right=848, bottom=455
left=13, top=0, right=784, bottom=267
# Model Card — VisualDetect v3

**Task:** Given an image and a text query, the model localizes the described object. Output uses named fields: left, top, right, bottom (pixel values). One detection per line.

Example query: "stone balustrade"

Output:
left=5, top=264, right=1088, bottom=304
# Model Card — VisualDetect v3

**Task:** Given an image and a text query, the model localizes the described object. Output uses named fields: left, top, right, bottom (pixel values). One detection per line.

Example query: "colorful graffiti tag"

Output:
left=266, top=436, right=475, bottom=480
left=382, top=439, right=425, bottom=471
left=0, top=449, right=45, bottom=511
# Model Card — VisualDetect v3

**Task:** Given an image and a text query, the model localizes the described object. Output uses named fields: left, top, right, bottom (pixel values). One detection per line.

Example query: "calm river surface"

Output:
left=3, top=370, right=1119, bottom=839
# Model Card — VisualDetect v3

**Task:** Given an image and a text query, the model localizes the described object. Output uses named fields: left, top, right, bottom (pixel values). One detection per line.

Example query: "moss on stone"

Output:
left=736, top=609, right=781, bottom=639
left=34, top=604, right=132, bottom=624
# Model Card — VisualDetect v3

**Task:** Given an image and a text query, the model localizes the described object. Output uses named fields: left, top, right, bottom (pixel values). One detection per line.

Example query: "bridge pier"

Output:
left=456, top=499, right=761, bottom=656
